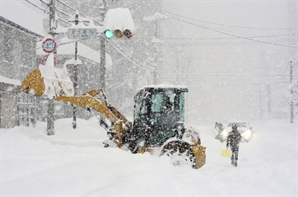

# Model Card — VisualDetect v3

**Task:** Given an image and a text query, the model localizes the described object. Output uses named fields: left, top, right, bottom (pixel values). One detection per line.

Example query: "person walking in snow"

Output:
left=226, top=124, right=242, bottom=167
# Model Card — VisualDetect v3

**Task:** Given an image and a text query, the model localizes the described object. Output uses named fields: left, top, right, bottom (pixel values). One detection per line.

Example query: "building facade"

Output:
left=0, top=16, right=42, bottom=128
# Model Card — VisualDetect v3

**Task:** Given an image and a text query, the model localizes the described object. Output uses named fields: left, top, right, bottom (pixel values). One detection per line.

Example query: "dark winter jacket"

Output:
left=226, top=129, right=242, bottom=150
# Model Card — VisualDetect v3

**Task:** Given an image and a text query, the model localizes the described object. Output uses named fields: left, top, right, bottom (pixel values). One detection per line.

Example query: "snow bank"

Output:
left=1, top=118, right=297, bottom=196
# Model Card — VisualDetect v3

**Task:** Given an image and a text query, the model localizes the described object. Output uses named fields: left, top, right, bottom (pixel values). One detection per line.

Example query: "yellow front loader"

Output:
left=21, top=66, right=206, bottom=169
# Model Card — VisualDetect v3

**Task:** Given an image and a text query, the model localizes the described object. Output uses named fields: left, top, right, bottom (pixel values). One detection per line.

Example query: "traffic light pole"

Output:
left=98, top=0, right=107, bottom=127
left=99, top=0, right=106, bottom=90
left=290, top=61, right=294, bottom=123
left=100, top=35, right=106, bottom=90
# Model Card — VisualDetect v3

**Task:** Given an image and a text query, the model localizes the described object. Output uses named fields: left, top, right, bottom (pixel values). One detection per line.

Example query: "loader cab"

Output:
left=132, top=86, right=188, bottom=147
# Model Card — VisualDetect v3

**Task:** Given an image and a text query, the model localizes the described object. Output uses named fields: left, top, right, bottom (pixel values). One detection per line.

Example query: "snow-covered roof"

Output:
left=140, top=84, right=188, bottom=92
left=0, top=75, right=21, bottom=86
left=0, top=1, right=45, bottom=36
left=144, top=84, right=188, bottom=88
left=37, top=37, right=112, bottom=68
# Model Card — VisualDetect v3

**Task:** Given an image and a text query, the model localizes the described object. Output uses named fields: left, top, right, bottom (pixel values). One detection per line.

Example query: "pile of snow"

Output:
left=39, top=54, right=74, bottom=98
left=1, top=118, right=296, bottom=196
left=0, top=75, right=21, bottom=86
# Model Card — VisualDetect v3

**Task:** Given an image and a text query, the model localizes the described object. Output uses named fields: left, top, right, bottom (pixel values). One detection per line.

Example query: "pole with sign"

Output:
left=67, top=12, right=93, bottom=129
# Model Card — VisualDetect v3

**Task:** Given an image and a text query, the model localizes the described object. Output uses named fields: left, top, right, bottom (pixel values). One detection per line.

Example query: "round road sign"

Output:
left=42, top=38, right=57, bottom=53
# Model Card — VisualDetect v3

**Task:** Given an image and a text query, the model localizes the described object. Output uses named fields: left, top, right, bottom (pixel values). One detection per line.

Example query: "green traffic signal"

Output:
left=104, top=29, right=114, bottom=39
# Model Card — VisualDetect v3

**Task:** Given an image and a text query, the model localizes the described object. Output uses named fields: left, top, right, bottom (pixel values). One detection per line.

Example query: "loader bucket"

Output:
left=21, top=65, right=74, bottom=99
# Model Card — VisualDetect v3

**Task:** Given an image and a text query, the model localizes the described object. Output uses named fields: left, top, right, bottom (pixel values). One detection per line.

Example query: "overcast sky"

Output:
left=0, top=0, right=295, bottom=124
left=159, top=1, right=294, bottom=124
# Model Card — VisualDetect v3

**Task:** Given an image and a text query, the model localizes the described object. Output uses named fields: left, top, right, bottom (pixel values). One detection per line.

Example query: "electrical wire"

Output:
left=107, top=39, right=155, bottom=71
left=62, top=0, right=101, bottom=10
left=117, top=40, right=157, bottom=68
left=56, top=0, right=102, bottom=26
left=161, top=13, right=297, bottom=48
left=156, top=8, right=294, bottom=31
left=25, top=0, right=70, bottom=25
left=57, top=0, right=92, bottom=18
left=164, top=33, right=296, bottom=41
left=162, top=73, right=293, bottom=77
left=25, top=0, right=49, bottom=14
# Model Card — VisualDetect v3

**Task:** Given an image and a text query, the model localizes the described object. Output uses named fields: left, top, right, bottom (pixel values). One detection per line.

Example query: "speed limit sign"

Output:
left=42, top=38, right=57, bottom=53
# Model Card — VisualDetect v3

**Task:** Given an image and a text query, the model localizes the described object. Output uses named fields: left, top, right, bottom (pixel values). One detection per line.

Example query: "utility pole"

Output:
left=290, top=61, right=294, bottom=123
left=47, top=0, right=57, bottom=135
left=100, top=0, right=107, bottom=90
left=68, top=12, right=90, bottom=129
left=69, top=13, right=79, bottom=129
left=267, top=84, right=271, bottom=120
left=259, top=85, right=263, bottom=121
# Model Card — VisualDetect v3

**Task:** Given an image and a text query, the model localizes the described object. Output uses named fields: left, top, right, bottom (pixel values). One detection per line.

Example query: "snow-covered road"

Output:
left=1, top=118, right=297, bottom=196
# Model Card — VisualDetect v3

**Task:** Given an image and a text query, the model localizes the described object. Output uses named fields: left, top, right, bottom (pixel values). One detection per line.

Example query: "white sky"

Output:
left=159, top=1, right=294, bottom=124
left=0, top=0, right=295, bottom=123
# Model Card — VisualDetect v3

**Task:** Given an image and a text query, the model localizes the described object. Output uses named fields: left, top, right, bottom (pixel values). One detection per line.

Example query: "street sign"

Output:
left=42, top=38, right=57, bottom=53
left=42, top=54, right=57, bottom=66
left=67, top=28, right=97, bottom=40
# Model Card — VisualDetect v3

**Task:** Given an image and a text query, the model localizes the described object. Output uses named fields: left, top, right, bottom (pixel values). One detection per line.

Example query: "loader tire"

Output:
left=160, top=141, right=196, bottom=168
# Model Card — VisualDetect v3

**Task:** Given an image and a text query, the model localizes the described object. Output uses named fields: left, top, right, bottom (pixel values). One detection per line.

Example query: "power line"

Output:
left=161, top=12, right=297, bottom=48
left=162, top=73, right=294, bottom=77
left=117, top=40, right=157, bottom=68
left=25, top=0, right=48, bottom=14
left=56, top=0, right=102, bottom=25
left=164, top=34, right=296, bottom=41
left=158, top=79, right=289, bottom=87
left=63, top=0, right=101, bottom=10
left=157, top=9, right=293, bottom=31
left=107, top=39, right=155, bottom=71
left=56, top=0, right=92, bottom=18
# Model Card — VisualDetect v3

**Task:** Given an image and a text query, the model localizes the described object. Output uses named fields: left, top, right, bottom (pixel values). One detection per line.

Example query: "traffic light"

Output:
left=104, top=29, right=114, bottom=39
left=103, top=29, right=133, bottom=39
left=103, top=8, right=135, bottom=39
left=123, top=29, right=132, bottom=39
